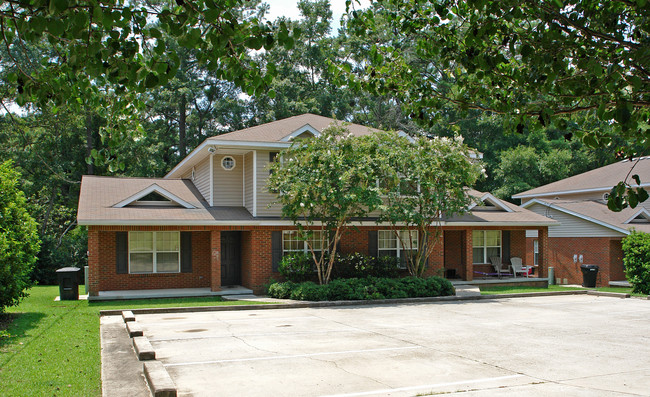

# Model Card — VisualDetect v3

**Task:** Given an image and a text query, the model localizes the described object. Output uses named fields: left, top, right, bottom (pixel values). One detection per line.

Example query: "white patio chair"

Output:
left=510, top=257, right=529, bottom=278
left=490, top=256, right=510, bottom=278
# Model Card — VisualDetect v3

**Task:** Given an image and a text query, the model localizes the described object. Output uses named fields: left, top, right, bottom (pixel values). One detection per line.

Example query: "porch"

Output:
left=451, top=277, right=549, bottom=289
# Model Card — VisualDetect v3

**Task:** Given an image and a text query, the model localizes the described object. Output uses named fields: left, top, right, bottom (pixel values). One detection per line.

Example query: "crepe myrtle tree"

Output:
left=267, top=125, right=383, bottom=285
left=371, top=131, right=483, bottom=277
left=0, top=161, right=40, bottom=312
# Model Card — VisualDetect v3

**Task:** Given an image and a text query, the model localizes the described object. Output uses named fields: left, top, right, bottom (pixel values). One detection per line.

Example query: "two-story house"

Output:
left=78, top=114, right=556, bottom=298
left=513, top=157, right=650, bottom=287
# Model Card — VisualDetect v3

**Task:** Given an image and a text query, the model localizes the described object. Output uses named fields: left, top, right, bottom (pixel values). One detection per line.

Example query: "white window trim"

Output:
left=533, top=239, right=539, bottom=267
left=221, top=155, right=236, bottom=171
left=282, top=230, right=324, bottom=255
left=128, top=231, right=180, bottom=274
left=378, top=230, right=418, bottom=269
left=472, top=230, right=502, bottom=264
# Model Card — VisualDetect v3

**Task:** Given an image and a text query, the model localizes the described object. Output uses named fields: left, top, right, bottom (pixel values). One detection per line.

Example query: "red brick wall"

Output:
left=89, top=229, right=211, bottom=295
left=88, top=225, right=550, bottom=294
left=545, top=236, right=621, bottom=286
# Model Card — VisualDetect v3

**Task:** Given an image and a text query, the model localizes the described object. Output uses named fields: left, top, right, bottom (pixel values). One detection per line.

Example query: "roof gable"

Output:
left=468, top=193, right=513, bottom=212
left=624, top=208, right=650, bottom=224
left=280, top=124, right=321, bottom=142
left=113, top=184, right=197, bottom=209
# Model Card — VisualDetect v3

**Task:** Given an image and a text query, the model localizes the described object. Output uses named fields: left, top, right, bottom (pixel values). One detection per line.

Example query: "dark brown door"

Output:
left=444, top=231, right=463, bottom=279
left=221, top=231, right=241, bottom=285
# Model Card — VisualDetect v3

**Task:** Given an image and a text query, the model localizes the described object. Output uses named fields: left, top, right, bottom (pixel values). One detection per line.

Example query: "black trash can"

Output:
left=580, top=264, right=599, bottom=288
left=57, top=267, right=81, bottom=300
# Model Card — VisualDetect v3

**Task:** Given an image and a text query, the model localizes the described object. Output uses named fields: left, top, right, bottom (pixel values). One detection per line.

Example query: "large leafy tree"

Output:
left=0, top=160, right=40, bottom=312
left=267, top=126, right=383, bottom=284
left=0, top=0, right=295, bottom=142
left=346, top=0, right=649, bottom=208
left=371, top=131, right=482, bottom=277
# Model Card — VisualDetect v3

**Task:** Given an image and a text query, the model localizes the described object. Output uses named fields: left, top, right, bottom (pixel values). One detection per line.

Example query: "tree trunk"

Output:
left=179, top=93, right=187, bottom=157
left=85, top=113, right=94, bottom=175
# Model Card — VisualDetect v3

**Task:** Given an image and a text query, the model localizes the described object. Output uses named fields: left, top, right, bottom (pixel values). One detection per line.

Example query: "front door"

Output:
left=221, top=231, right=241, bottom=285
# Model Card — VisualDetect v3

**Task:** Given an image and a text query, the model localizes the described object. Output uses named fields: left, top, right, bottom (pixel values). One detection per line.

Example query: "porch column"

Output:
left=463, top=230, right=473, bottom=281
left=538, top=227, right=549, bottom=279
left=210, top=230, right=222, bottom=292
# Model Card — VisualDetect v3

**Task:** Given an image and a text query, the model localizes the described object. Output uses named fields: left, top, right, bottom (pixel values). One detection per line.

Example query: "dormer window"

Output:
left=221, top=156, right=236, bottom=171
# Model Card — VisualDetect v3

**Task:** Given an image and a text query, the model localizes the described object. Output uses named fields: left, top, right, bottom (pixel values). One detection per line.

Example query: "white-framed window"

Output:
left=472, top=230, right=501, bottom=264
left=378, top=230, right=418, bottom=268
left=129, top=231, right=180, bottom=274
left=221, top=156, right=236, bottom=171
left=282, top=230, right=324, bottom=255
left=533, top=239, right=539, bottom=266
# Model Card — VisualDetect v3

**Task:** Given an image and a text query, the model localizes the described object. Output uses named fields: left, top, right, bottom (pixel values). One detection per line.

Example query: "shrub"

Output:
left=622, top=231, right=650, bottom=294
left=0, top=161, right=41, bottom=312
left=372, top=256, right=401, bottom=278
left=331, top=253, right=401, bottom=280
left=278, top=253, right=315, bottom=282
left=266, top=276, right=454, bottom=301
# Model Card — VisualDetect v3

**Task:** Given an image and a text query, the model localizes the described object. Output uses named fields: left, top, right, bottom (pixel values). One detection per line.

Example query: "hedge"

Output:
left=266, top=276, right=455, bottom=301
left=622, top=231, right=650, bottom=295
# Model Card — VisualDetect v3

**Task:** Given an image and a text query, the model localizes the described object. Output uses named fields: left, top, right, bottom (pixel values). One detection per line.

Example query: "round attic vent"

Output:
left=221, top=156, right=236, bottom=171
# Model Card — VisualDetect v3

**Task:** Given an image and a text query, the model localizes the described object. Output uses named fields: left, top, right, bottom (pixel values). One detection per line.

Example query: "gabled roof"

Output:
left=112, top=183, right=197, bottom=209
left=166, top=114, right=379, bottom=178
left=513, top=157, right=650, bottom=199
left=521, top=198, right=650, bottom=234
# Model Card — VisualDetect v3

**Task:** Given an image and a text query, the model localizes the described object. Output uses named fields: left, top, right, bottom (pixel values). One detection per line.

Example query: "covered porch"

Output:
left=441, top=227, right=549, bottom=282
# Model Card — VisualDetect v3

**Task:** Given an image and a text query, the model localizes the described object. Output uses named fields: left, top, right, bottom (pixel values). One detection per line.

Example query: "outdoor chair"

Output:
left=510, top=257, right=529, bottom=278
left=490, top=256, right=510, bottom=278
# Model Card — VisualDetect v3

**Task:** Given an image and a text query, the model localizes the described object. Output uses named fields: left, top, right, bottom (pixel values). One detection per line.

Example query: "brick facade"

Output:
left=88, top=225, right=548, bottom=295
left=527, top=236, right=625, bottom=286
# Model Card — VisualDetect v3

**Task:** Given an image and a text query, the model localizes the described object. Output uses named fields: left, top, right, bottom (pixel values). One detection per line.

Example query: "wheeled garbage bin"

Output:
left=580, top=264, right=599, bottom=288
left=57, top=267, right=81, bottom=300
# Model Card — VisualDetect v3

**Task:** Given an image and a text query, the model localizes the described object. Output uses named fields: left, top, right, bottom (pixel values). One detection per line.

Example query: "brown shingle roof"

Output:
left=210, top=113, right=378, bottom=142
left=513, top=157, right=650, bottom=198
left=527, top=198, right=650, bottom=234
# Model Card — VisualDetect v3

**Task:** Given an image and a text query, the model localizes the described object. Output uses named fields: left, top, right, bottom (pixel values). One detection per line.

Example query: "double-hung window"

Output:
left=533, top=240, right=539, bottom=266
left=472, top=230, right=501, bottom=264
left=378, top=230, right=418, bottom=268
left=282, top=230, right=324, bottom=255
left=129, top=231, right=180, bottom=273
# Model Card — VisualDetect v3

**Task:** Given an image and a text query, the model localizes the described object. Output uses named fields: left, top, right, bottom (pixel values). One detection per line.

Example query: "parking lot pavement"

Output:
left=105, top=295, right=650, bottom=396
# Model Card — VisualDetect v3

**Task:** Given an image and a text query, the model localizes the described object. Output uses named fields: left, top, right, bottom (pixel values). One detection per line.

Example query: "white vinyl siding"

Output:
left=527, top=203, right=626, bottom=237
left=213, top=154, right=243, bottom=206
left=257, top=150, right=282, bottom=216
left=244, top=152, right=254, bottom=213
left=192, top=157, right=211, bottom=202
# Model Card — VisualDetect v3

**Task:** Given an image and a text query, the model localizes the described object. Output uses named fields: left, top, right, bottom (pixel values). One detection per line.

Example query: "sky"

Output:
left=262, top=0, right=370, bottom=33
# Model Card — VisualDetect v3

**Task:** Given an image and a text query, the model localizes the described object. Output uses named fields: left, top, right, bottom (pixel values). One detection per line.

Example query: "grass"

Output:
left=479, top=285, right=585, bottom=295
left=0, top=285, right=266, bottom=397
left=480, top=284, right=646, bottom=296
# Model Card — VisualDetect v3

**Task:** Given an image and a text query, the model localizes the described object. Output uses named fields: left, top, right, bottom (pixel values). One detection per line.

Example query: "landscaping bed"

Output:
left=267, top=276, right=455, bottom=301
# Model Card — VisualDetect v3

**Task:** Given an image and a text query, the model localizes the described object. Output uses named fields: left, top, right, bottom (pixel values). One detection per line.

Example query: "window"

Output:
left=472, top=230, right=501, bottom=264
left=129, top=231, right=180, bottom=273
left=221, top=156, right=236, bottom=170
left=378, top=230, right=418, bottom=268
left=282, top=230, right=324, bottom=255
left=533, top=240, right=539, bottom=266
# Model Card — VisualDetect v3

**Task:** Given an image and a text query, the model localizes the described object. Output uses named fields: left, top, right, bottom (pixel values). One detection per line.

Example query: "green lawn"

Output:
left=479, top=285, right=643, bottom=296
left=0, top=285, right=265, bottom=397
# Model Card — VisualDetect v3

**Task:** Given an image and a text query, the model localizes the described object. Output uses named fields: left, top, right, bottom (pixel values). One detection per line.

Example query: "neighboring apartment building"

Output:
left=513, top=157, right=650, bottom=286
left=78, top=114, right=555, bottom=297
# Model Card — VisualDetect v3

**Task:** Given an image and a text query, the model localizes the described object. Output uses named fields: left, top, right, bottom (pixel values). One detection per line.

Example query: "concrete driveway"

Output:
left=103, top=295, right=650, bottom=396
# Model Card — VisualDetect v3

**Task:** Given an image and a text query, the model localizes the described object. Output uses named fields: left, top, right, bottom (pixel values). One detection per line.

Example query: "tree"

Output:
left=0, top=160, right=40, bottom=312
left=371, top=132, right=482, bottom=277
left=267, top=125, right=382, bottom=284
left=622, top=231, right=650, bottom=295
left=0, top=0, right=296, bottom=144
left=346, top=0, right=650, bottom=208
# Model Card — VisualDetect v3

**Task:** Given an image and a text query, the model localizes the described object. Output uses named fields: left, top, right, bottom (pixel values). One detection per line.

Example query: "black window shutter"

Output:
left=271, top=231, right=282, bottom=272
left=368, top=231, right=378, bottom=257
left=422, top=234, right=429, bottom=267
left=181, top=232, right=192, bottom=273
left=502, top=230, right=511, bottom=264
left=116, top=232, right=128, bottom=274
